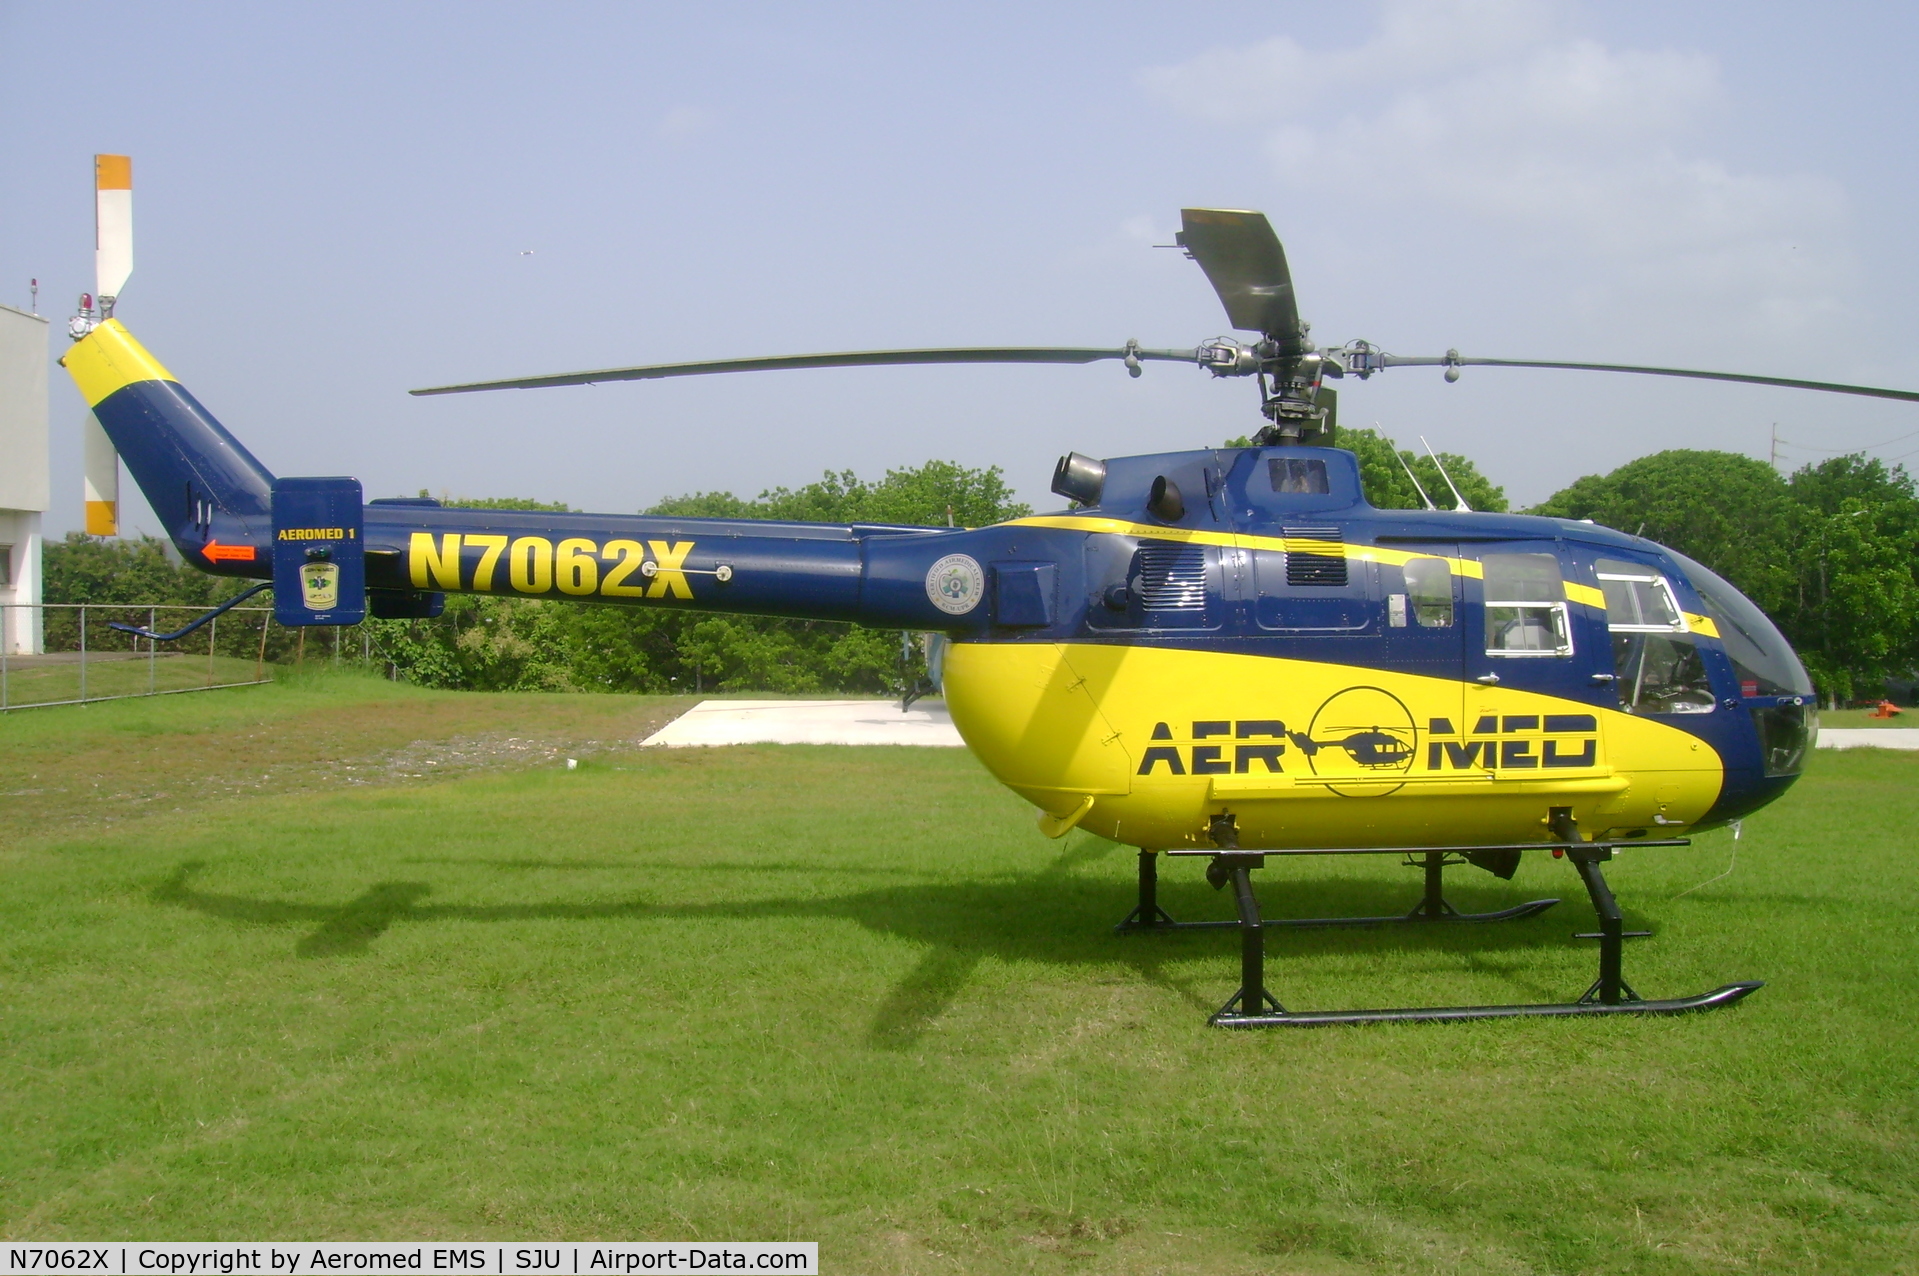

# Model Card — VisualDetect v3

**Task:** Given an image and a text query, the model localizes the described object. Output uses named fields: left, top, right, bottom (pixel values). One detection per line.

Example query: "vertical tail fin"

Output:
left=62, top=319, right=275, bottom=572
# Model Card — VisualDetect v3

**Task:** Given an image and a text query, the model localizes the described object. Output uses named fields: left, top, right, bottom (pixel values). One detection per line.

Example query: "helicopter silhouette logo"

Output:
left=1296, top=686, right=1419, bottom=793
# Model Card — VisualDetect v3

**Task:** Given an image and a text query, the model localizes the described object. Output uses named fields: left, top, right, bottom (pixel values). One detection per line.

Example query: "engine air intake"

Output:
left=1135, top=544, right=1208, bottom=612
left=1283, top=526, right=1347, bottom=587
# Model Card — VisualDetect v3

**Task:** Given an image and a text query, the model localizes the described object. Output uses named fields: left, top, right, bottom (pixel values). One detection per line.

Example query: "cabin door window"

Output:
left=1482, top=552, right=1573, bottom=657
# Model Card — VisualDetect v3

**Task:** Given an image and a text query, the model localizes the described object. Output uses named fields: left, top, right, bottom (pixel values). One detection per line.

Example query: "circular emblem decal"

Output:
left=1305, top=685, right=1418, bottom=797
left=925, top=553, right=985, bottom=615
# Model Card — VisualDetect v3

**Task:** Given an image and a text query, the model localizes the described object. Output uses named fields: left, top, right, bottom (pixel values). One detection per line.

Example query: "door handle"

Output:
left=1475, top=672, right=1501, bottom=685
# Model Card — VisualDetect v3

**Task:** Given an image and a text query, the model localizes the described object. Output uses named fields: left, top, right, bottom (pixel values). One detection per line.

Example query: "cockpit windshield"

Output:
left=1665, top=550, right=1813, bottom=697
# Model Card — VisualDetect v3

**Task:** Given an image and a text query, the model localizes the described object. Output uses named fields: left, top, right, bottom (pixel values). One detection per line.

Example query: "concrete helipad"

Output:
left=641, top=699, right=966, bottom=748
left=1816, top=728, right=1919, bottom=750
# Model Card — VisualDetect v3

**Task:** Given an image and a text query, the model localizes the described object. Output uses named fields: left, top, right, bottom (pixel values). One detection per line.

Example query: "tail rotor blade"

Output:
left=1177, top=209, right=1303, bottom=350
left=95, top=155, right=132, bottom=312
left=83, top=412, right=119, bottom=535
left=88, top=156, right=130, bottom=531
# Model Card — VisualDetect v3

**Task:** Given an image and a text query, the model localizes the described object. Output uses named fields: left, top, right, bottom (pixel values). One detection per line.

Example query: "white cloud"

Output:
left=1142, top=0, right=1851, bottom=352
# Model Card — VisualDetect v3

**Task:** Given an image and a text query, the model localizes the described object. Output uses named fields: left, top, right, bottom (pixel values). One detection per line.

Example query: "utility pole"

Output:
left=1770, top=423, right=1778, bottom=470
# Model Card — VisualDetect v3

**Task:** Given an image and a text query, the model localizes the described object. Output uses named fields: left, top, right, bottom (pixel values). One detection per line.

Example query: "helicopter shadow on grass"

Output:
left=153, top=841, right=1637, bottom=1044
left=152, top=863, right=654, bottom=959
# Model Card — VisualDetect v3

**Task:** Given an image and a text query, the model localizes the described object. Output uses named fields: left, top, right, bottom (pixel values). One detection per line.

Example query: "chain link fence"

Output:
left=0, top=603, right=375, bottom=711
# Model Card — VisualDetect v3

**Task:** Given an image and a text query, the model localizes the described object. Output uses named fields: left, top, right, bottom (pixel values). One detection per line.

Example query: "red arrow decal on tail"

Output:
left=202, top=539, right=257, bottom=563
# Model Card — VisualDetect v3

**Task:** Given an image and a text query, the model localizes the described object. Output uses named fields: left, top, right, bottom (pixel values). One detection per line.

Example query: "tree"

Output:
left=43, top=533, right=221, bottom=607
left=1529, top=450, right=1797, bottom=613
left=40, top=532, right=298, bottom=660
left=652, top=460, right=1027, bottom=528
left=1223, top=428, right=1508, bottom=511
left=1787, top=455, right=1919, bottom=541
left=1532, top=449, right=1919, bottom=703
left=1783, top=498, right=1919, bottom=703
left=1336, top=427, right=1508, bottom=512
left=373, top=462, right=1029, bottom=695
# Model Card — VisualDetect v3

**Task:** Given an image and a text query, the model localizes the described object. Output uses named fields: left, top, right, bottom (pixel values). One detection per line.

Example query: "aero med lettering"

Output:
left=1426, top=715, right=1600, bottom=771
left=409, top=534, right=696, bottom=600
left=1134, top=714, right=1601, bottom=776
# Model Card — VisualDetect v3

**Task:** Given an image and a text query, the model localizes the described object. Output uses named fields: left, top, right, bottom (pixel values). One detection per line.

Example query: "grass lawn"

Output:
left=1818, top=707, right=1916, bottom=729
left=2, top=674, right=1916, bottom=1272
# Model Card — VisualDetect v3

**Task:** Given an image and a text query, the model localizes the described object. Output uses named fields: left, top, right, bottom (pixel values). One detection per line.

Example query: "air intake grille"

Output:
left=1284, top=526, right=1348, bottom=587
left=1135, top=544, right=1208, bottom=612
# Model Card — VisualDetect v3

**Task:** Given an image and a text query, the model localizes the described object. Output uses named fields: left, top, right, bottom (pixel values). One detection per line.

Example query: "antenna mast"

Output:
left=1388, top=427, right=1437, bottom=509
left=1419, top=435, right=1472, bottom=512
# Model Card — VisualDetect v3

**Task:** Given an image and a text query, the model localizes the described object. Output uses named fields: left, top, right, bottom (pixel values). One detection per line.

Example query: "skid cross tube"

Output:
left=1147, top=831, right=1762, bottom=1027
left=107, top=580, right=274, bottom=642
left=1116, top=846, right=1560, bottom=933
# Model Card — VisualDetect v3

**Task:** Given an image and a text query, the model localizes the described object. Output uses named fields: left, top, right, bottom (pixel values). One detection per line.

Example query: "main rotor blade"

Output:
left=1177, top=208, right=1303, bottom=351
left=1379, top=354, right=1919, bottom=404
left=410, top=346, right=1199, bottom=395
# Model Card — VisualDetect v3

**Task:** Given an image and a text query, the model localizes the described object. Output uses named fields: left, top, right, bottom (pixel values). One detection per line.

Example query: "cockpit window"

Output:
left=1595, top=556, right=1711, bottom=713
left=1268, top=458, right=1330, bottom=494
left=1666, top=550, right=1815, bottom=697
left=1595, top=559, right=1686, bottom=632
left=1482, top=552, right=1573, bottom=656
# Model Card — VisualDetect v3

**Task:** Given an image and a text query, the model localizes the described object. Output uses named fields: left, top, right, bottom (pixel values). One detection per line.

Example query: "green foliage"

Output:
left=650, top=459, right=1028, bottom=528
left=442, top=494, right=575, bottom=512
left=1336, top=426, right=1509, bottom=512
left=40, top=533, right=296, bottom=662
left=368, top=462, right=1028, bottom=694
left=1224, top=429, right=1507, bottom=511
left=43, top=532, right=222, bottom=607
left=1530, top=450, right=1798, bottom=611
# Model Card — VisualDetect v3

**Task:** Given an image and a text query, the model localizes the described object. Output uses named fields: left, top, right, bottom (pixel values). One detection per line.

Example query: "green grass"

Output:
left=1819, top=707, right=1917, bottom=729
left=3, top=675, right=1917, bottom=1272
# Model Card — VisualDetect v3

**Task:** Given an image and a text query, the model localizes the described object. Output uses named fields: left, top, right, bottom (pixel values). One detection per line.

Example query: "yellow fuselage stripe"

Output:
left=1006, top=514, right=1489, bottom=577
left=1006, top=515, right=1694, bottom=620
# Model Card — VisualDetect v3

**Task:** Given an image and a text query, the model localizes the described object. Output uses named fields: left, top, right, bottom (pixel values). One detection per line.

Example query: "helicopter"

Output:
left=65, top=163, right=1919, bottom=1026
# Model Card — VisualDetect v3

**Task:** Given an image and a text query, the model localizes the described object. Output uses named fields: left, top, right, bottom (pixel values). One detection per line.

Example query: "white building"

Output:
left=0, top=302, right=49, bottom=654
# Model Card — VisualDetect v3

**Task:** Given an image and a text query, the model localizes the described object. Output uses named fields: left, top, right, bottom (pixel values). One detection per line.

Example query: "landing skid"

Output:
left=1114, top=848, right=1559, bottom=933
left=1140, top=810, right=1762, bottom=1027
left=1211, top=983, right=1763, bottom=1027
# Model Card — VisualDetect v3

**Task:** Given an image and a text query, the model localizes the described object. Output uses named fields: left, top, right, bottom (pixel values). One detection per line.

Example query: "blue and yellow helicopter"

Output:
left=68, top=192, right=1919, bottom=1026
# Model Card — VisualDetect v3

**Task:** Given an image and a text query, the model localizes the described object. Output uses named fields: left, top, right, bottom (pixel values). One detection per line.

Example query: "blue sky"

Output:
left=4, top=1, right=1917, bottom=537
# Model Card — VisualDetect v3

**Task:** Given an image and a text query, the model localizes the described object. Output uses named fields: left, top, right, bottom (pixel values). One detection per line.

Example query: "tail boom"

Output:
left=63, top=321, right=1076, bottom=633
left=62, top=320, right=274, bottom=575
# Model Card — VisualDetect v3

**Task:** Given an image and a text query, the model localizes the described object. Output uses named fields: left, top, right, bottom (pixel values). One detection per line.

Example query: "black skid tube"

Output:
left=107, top=580, right=274, bottom=642
left=1211, top=982, right=1764, bottom=1028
